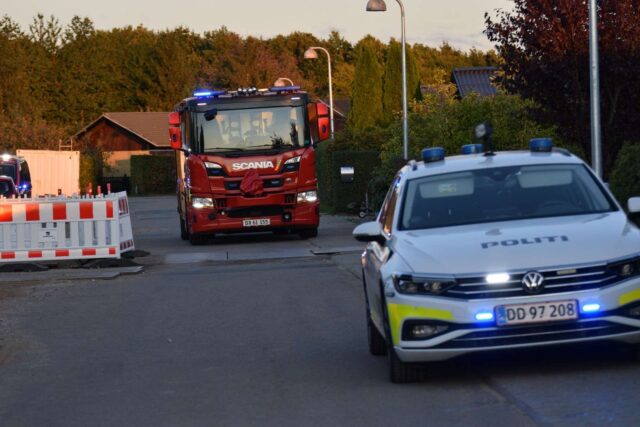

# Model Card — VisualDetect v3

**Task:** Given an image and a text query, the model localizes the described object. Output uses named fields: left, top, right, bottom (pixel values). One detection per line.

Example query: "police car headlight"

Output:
left=192, top=197, right=214, bottom=209
left=608, top=256, right=640, bottom=279
left=392, top=274, right=456, bottom=295
left=297, top=190, right=318, bottom=203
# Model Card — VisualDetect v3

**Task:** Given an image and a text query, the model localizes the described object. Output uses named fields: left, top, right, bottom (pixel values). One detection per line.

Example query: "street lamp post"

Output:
left=304, top=47, right=334, bottom=138
left=367, top=0, right=409, bottom=161
left=588, top=0, right=602, bottom=178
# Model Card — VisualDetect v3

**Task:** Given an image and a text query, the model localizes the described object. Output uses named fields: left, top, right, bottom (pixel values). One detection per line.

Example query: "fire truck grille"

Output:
left=226, top=205, right=284, bottom=218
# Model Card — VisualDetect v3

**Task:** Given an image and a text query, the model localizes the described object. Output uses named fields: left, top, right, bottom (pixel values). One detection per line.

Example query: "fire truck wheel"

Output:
left=298, top=228, right=318, bottom=239
left=180, top=218, right=189, bottom=240
left=189, top=233, right=208, bottom=245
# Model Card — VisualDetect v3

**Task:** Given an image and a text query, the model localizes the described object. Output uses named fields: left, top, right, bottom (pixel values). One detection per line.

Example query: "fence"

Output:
left=0, top=192, right=134, bottom=263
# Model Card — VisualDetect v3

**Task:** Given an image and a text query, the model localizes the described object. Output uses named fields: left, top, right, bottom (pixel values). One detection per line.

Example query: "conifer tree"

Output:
left=348, top=41, right=383, bottom=132
left=382, top=40, right=421, bottom=118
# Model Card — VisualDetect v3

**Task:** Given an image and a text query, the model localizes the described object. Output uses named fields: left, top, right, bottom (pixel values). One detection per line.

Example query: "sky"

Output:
left=3, top=0, right=513, bottom=51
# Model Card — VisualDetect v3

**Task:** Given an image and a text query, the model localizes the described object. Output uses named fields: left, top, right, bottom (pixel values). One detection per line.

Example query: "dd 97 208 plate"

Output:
left=496, top=300, right=578, bottom=326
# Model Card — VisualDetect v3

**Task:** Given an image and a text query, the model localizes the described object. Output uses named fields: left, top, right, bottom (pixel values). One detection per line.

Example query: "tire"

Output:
left=629, top=343, right=640, bottom=361
left=299, top=227, right=318, bottom=239
left=388, top=346, right=422, bottom=383
left=180, top=217, right=189, bottom=241
left=380, top=285, right=423, bottom=383
left=189, top=233, right=209, bottom=245
left=367, top=313, right=387, bottom=356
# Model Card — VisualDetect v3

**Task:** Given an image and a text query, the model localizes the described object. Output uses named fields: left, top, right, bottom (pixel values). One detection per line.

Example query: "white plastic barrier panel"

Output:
left=0, top=192, right=135, bottom=263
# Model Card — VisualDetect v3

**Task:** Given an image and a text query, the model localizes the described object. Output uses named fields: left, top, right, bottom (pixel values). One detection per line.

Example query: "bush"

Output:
left=79, top=151, right=103, bottom=194
left=373, top=93, right=565, bottom=203
left=609, top=142, right=640, bottom=207
left=130, top=155, right=175, bottom=194
left=330, top=151, right=381, bottom=213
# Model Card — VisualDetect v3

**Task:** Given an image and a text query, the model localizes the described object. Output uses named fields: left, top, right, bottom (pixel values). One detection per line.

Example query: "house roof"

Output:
left=451, top=67, right=498, bottom=98
left=74, top=112, right=171, bottom=148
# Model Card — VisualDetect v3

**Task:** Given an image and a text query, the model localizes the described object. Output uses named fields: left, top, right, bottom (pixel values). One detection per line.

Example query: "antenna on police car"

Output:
left=475, top=121, right=495, bottom=156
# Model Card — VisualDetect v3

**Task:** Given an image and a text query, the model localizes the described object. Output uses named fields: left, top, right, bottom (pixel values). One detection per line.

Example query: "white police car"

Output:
left=354, top=138, right=640, bottom=383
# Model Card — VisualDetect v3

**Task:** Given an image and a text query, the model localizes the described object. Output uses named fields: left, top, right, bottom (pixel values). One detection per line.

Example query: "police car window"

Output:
left=400, top=164, right=616, bottom=230
left=379, top=176, right=400, bottom=232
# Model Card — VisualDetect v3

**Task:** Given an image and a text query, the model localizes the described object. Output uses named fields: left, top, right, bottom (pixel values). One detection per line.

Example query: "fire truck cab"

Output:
left=170, top=86, right=330, bottom=244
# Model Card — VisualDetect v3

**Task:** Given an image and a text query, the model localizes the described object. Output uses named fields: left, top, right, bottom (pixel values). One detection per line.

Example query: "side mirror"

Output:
left=353, top=221, right=386, bottom=245
left=168, top=112, right=182, bottom=150
left=628, top=197, right=640, bottom=215
left=316, top=102, right=330, bottom=142
left=169, top=112, right=180, bottom=126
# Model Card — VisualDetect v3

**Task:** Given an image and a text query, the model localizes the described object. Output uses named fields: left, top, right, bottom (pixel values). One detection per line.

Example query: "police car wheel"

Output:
left=388, top=347, right=422, bottom=384
left=367, top=312, right=387, bottom=356
left=629, top=343, right=640, bottom=361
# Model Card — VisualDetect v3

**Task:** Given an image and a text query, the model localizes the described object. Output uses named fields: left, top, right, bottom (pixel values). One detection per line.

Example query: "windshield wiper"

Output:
left=206, top=147, right=246, bottom=151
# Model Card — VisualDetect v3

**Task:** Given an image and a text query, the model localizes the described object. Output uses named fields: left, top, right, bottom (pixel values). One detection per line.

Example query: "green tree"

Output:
left=349, top=40, right=383, bottom=132
left=382, top=40, right=421, bottom=118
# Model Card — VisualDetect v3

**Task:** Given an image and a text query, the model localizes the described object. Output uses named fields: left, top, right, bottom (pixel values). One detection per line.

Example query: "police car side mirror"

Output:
left=353, top=221, right=386, bottom=245
left=628, top=197, right=640, bottom=216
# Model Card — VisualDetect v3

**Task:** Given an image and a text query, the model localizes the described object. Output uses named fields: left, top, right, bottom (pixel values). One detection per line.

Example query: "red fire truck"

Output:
left=169, top=85, right=330, bottom=244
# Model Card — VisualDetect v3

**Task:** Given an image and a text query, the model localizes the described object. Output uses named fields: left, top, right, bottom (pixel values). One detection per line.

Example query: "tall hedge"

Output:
left=349, top=41, right=383, bottom=132
left=130, top=155, right=175, bottom=194
left=610, top=142, right=640, bottom=207
left=80, top=151, right=103, bottom=194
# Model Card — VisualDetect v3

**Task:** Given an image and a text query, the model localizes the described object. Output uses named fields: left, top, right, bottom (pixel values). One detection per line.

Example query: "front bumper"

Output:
left=189, top=194, right=319, bottom=234
left=386, top=277, right=640, bottom=362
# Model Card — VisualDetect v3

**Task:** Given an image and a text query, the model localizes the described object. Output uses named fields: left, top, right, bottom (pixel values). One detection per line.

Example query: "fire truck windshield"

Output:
left=194, top=106, right=307, bottom=153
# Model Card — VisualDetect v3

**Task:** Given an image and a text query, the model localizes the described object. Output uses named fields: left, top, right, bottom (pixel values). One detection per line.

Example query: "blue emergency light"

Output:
left=269, top=85, right=301, bottom=93
left=422, top=147, right=445, bottom=163
left=461, top=144, right=484, bottom=155
left=193, top=90, right=226, bottom=97
left=530, top=138, right=553, bottom=152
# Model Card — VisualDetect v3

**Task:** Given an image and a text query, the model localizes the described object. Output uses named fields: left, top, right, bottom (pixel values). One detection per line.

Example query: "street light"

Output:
left=304, top=47, right=334, bottom=137
left=367, top=0, right=409, bottom=161
left=588, top=0, right=602, bottom=178
left=274, top=77, right=295, bottom=87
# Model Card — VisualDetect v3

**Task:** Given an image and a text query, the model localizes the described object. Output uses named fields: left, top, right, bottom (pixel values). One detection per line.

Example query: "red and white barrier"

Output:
left=0, top=192, right=134, bottom=263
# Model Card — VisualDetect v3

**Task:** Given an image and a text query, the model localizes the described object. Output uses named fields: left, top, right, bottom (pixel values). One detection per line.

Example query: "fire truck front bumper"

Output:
left=188, top=194, right=319, bottom=235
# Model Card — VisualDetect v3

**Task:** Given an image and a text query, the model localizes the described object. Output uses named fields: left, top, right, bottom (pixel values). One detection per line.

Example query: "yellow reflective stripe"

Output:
left=619, top=289, right=640, bottom=306
left=387, top=303, right=453, bottom=345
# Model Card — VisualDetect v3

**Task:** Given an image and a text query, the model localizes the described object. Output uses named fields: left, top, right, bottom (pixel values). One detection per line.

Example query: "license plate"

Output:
left=496, top=300, right=578, bottom=326
left=243, top=218, right=270, bottom=227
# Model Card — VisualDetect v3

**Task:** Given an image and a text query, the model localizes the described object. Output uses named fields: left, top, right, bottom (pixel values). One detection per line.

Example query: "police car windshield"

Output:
left=400, top=164, right=616, bottom=230
left=195, top=106, right=306, bottom=152
left=0, top=164, right=16, bottom=178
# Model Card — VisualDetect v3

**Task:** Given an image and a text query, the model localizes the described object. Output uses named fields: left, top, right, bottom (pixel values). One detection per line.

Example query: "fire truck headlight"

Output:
left=297, top=190, right=317, bottom=203
left=192, top=197, right=214, bottom=209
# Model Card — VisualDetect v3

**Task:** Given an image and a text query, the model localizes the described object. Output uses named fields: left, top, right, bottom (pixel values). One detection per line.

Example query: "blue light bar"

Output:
left=582, top=303, right=601, bottom=313
left=269, top=85, right=301, bottom=92
left=475, top=311, right=494, bottom=322
left=530, top=138, right=553, bottom=152
left=422, top=147, right=445, bottom=164
left=193, top=90, right=226, bottom=97
left=461, top=144, right=484, bottom=155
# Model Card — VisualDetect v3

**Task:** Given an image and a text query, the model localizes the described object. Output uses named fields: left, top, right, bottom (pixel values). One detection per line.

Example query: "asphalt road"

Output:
left=1, top=196, right=640, bottom=426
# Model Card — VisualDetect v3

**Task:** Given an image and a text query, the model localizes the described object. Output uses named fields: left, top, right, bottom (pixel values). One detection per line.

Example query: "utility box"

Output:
left=16, top=150, right=80, bottom=196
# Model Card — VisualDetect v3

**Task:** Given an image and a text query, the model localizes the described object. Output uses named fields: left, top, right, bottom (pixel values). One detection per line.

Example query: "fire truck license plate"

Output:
left=243, top=218, right=270, bottom=227
left=496, top=300, right=578, bottom=326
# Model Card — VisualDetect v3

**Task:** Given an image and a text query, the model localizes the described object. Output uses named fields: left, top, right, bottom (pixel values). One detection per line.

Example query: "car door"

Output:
left=364, top=176, right=400, bottom=331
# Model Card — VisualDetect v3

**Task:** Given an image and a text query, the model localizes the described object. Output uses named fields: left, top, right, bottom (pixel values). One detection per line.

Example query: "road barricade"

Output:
left=0, top=192, right=134, bottom=263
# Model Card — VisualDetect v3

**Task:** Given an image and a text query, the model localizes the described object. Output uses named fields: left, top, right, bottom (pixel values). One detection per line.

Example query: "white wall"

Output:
left=16, top=150, right=80, bottom=196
